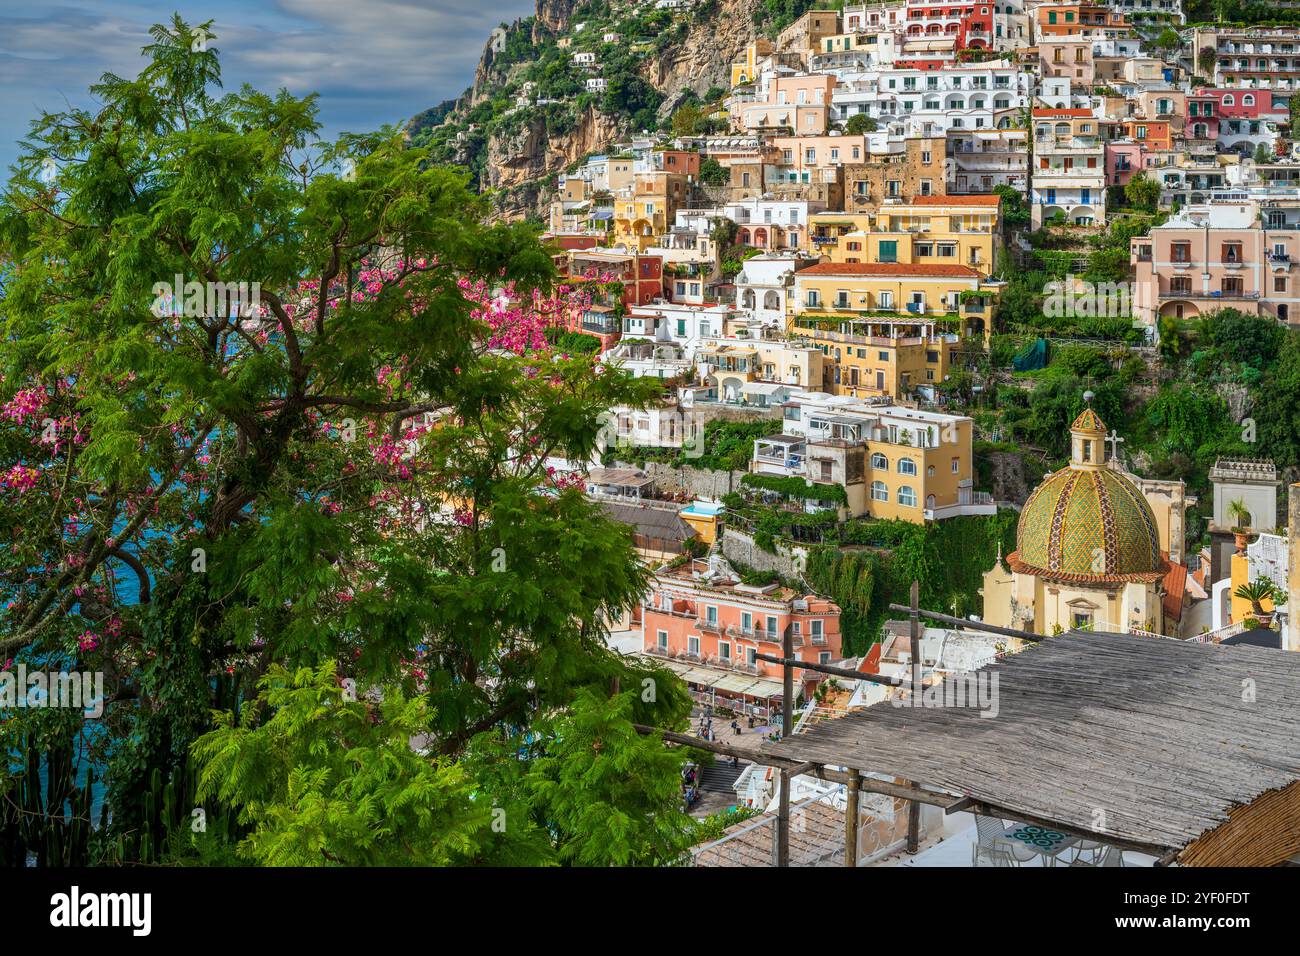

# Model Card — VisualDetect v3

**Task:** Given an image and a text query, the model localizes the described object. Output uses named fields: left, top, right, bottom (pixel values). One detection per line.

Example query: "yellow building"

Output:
left=752, top=394, right=992, bottom=523
left=612, top=171, right=690, bottom=252
left=790, top=262, right=999, bottom=374
left=789, top=322, right=956, bottom=399
left=809, top=195, right=1003, bottom=276
left=730, top=39, right=774, bottom=87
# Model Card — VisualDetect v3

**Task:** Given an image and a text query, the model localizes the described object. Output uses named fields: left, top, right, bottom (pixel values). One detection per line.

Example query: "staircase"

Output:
left=700, top=762, right=745, bottom=794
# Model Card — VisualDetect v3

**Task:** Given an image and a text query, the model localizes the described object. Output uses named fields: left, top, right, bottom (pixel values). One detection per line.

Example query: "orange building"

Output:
left=642, top=560, right=843, bottom=711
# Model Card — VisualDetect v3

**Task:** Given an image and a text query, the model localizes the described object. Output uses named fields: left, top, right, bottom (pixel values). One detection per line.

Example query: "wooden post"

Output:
left=776, top=767, right=791, bottom=867
left=845, top=769, right=861, bottom=868
left=906, top=580, right=922, bottom=854
left=777, top=622, right=795, bottom=867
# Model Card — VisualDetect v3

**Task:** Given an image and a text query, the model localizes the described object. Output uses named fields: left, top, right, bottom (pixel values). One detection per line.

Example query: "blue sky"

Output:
left=0, top=0, right=535, bottom=169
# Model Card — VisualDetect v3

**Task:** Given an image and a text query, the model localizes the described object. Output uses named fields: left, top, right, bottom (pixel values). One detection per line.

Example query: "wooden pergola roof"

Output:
left=760, top=631, right=1300, bottom=866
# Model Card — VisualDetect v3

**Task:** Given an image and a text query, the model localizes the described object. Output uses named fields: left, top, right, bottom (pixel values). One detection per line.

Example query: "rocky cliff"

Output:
left=414, top=0, right=770, bottom=222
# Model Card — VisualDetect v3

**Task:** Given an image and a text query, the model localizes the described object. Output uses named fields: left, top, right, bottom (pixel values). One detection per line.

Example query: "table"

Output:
left=1002, top=824, right=1080, bottom=864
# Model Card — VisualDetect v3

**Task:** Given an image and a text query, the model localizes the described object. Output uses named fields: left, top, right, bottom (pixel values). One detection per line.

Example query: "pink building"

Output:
left=732, top=74, right=837, bottom=135
left=1104, top=140, right=1162, bottom=187
left=1131, top=201, right=1300, bottom=327
left=1186, top=88, right=1288, bottom=154
left=641, top=559, right=843, bottom=713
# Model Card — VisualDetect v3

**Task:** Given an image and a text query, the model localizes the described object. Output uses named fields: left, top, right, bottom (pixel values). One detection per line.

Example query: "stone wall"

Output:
left=721, top=528, right=807, bottom=580
left=628, top=460, right=749, bottom=500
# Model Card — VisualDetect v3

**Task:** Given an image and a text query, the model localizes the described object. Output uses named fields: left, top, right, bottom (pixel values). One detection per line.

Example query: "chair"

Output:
left=1070, top=839, right=1105, bottom=865
left=974, top=815, right=1037, bottom=865
left=1069, top=846, right=1125, bottom=867
left=972, top=843, right=1014, bottom=867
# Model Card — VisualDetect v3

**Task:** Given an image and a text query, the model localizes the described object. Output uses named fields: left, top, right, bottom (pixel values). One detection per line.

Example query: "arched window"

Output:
left=898, top=457, right=917, bottom=476
left=742, top=289, right=756, bottom=309
left=1222, top=94, right=1234, bottom=106
left=763, top=290, right=781, bottom=310
left=926, top=494, right=936, bottom=510
left=1243, top=94, right=1255, bottom=106
left=871, top=480, right=889, bottom=501
left=898, top=485, right=918, bottom=507
left=871, top=452, right=889, bottom=469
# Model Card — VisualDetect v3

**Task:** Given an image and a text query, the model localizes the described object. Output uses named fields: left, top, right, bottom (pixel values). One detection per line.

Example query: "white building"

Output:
left=734, top=252, right=819, bottom=327
left=831, top=64, right=1032, bottom=137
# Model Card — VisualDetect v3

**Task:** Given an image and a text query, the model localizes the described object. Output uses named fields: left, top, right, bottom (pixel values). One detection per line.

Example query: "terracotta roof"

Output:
left=1033, top=108, right=1094, bottom=118
left=910, top=194, right=1002, bottom=206
left=693, top=799, right=845, bottom=867
left=794, top=262, right=982, bottom=278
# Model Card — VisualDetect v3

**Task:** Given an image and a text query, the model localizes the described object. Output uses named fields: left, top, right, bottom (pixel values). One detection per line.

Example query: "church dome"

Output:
left=1008, top=409, right=1167, bottom=584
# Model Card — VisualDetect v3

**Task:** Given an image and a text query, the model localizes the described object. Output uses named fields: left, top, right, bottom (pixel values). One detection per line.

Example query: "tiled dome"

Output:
left=1011, top=467, right=1166, bottom=583
left=1008, top=408, right=1167, bottom=584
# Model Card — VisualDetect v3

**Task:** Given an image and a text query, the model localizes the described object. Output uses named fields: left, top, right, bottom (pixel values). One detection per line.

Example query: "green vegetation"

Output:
left=843, top=114, right=878, bottom=135
left=0, top=16, right=698, bottom=867
left=803, top=513, right=1019, bottom=655
left=740, top=473, right=848, bottom=504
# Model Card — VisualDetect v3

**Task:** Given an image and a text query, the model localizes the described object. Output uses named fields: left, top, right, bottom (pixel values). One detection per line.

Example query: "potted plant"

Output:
left=1227, top=498, right=1252, bottom=552
left=1233, top=577, right=1288, bottom=629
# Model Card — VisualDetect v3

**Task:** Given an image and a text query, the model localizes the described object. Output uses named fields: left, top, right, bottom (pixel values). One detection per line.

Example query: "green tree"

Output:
left=699, top=157, right=730, bottom=186
left=0, top=15, right=692, bottom=865
left=844, top=113, right=878, bottom=135
left=1124, top=173, right=1161, bottom=212
left=193, top=662, right=490, bottom=866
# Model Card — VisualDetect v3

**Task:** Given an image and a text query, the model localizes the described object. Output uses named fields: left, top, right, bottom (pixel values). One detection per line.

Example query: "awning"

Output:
left=742, top=382, right=784, bottom=395
left=642, top=656, right=784, bottom=698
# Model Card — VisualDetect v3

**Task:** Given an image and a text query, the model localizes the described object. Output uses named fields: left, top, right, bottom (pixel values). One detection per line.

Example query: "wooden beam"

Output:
left=906, top=581, right=922, bottom=854
left=845, top=769, right=861, bottom=868
left=754, top=652, right=901, bottom=687
left=944, top=796, right=977, bottom=815
left=630, top=724, right=960, bottom=808
left=777, top=623, right=794, bottom=868
left=887, top=603, right=1043, bottom=642
left=777, top=767, right=791, bottom=868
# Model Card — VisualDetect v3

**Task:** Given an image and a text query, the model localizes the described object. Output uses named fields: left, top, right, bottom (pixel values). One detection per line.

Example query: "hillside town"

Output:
left=4, top=3, right=1300, bottom=896
left=519, top=1, right=1300, bottom=868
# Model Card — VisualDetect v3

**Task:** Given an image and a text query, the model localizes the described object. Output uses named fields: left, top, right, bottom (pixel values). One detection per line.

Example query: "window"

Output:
left=811, top=620, right=824, bottom=641
left=1171, top=242, right=1191, bottom=264
left=819, top=651, right=832, bottom=665
left=898, top=457, right=917, bottom=476
left=656, top=630, right=668, bottom=649
left=806, top=290, right=820, bottom=307
left=766, top=616, right=778, bottom=638
left=718, top=641, right=731, bottom=660
left=1170, top=276, right=1192, bottom=295
left=1276, top=277, right=1288, bottom=293
left=871, top=451, right=889, bottom=469
left=871, top=480, right=889, bottom=501
left=747, top=647, right=758, bottom=666
left=706, top=605, right=718, bottom=626
left=879, top=240, right=898, bottom=263
left=898, top=485, right=918, bottom=507
left=741, top=611, right=752, bottom=635
left=688, top=635, right=700, bottom=655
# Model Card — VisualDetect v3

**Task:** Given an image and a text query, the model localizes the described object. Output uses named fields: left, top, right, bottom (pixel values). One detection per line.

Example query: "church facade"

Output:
left=982, top=408, right=1177, bottom=636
